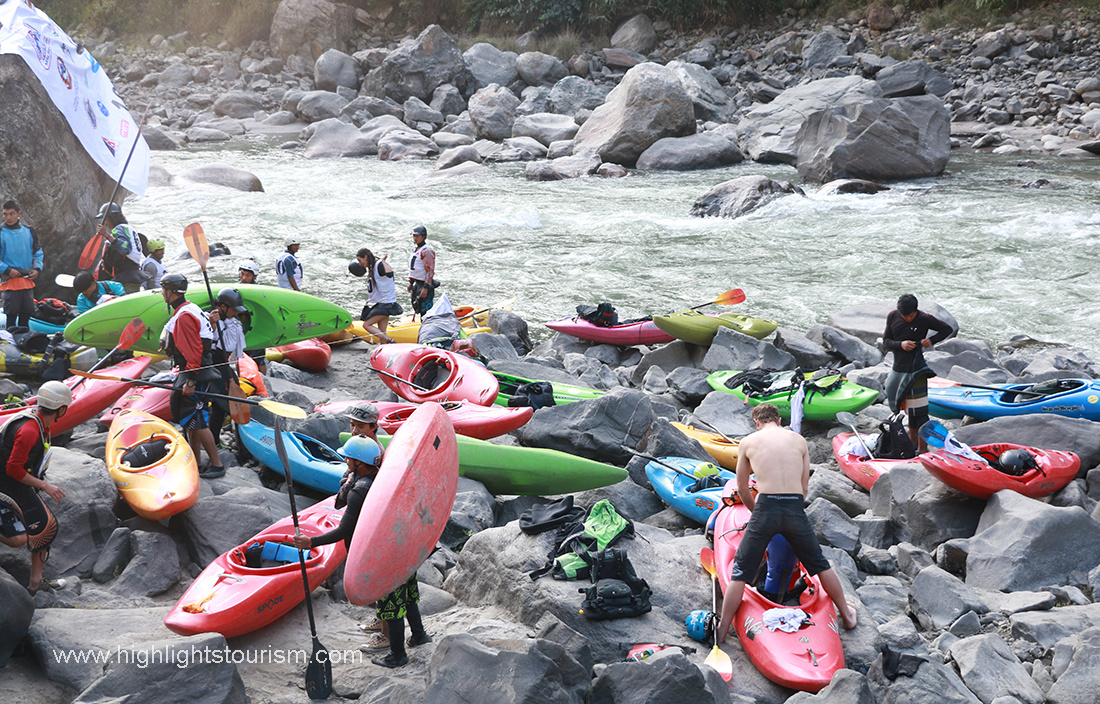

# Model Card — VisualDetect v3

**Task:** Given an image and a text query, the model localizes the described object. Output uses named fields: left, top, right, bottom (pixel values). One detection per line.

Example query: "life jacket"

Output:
left=876, top=412, right=917, bottom=460
left=577, top=547, right=652, bottom=621
left=0, top=410, right=49, bottom=480
left=529, top=499, right=635, bottom=581
left=576, top=303, right=619, bottom=327
left=100, top=225, right=149, bottom=281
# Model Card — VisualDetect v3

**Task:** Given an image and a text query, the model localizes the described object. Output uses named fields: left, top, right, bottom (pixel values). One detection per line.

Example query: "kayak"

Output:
left=712, top=499, right=844, bottom=691
left=316, top=398, right=531, bottom=440
left=0, top=356, right=151, bottom=434
left=707, top=370, right=878, bottom=421
left=918, top=443, right=1080, bottom=500
left=0, top=342, right=97, bottom=377
left=927, top=377, right=1100, bottom=421
left=669, top=421, right=739, bottom=470
left=105, top=409, right=200, bottom=521
left=335, top=306, right=492, bottom=345
left=237, top=421, right=346, bottom=495
left=267, top=338, right=332, bottom=373
left=164, top=496, right=347, bottom=638
left=344, top=403, right=459, bottom=606
left=371, top=343, right=498, bottom=406
left=652, top=310, right=778, bottom=346
left=831, top=433, right=920, bottom=491
left=28, top=318, right=65, bottom=335
left=98, top=385, right=173, bottom=429
left=491, top=371, right=605, bottom=407
left=64, top=284, right=352, bottom=354
left=543, top=317, right=674, bottom=346
left=644, top=457, right=731, bottom=524
left=339, top=431, right=628, bottom=495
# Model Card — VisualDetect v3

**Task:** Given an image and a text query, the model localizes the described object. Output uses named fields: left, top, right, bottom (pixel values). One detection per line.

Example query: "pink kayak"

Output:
left=918, top=443, right=1080, bottom=500
left=314, top=399, right=531, bottom=440
left=99, top=385, right=174, bottom=429
left=544, top=317, right=674, bottom=346
left=269, top=338, right=332, bottom=373
left=370, top=343, right=498, bottom=406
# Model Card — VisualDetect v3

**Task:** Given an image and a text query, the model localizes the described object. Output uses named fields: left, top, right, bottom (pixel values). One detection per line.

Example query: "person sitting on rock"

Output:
left=73, top=272, right=125, bottom=314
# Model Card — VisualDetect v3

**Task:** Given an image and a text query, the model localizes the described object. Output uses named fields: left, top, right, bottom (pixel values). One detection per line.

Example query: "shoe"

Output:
left=359, top=635, right=390, bottom=652
left=406, top=632, right=432, bottom=648
left=371, top=653, right=408, bottom=668
left=199, top=465, right=226, bottom=479
left=358, top=618, right=383, bottom=633
left=28, top=577, right=67, bottom=595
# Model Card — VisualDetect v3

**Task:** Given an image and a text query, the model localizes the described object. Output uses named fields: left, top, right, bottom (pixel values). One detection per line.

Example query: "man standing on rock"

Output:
left=275, top=237, right=303, bottom=292
left=0, top=200, right=43, bottom=330
left=407, top=226, right=436, bottom=319
left=237, top=260, right=266, bottom=374
left=883, top=293, right=953, bottom=451
left=95, top=202, right=148, bottom=294
left=717, top=403, right=858, bottom=644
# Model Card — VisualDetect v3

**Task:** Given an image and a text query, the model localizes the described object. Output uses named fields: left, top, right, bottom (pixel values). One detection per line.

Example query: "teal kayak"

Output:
left=707, top=369, right=878, bottom=421
left=490, top=371, right=605, bottom=407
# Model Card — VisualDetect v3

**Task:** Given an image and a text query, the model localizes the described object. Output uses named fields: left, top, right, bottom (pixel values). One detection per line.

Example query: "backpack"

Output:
left=529, top=499, right=635, bottom=581
left=576, top=303, right=619, bottom=328
left=578, top=547, right=652, bottom=621
left=34, top=298, right=74, bottom=325
left=506, top=381, right=556, bottom=410
left=876, top=412, right=917, bottom=460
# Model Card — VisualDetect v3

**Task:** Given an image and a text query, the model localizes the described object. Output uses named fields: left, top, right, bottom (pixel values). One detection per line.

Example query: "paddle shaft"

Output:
left=620, top=445, right=703, bottom=480
left=71, top=319, right=146, bottom=391
left=184, top=224, right=238, bottom=384
left=948, top=382, right=1046, bottom=397
left=836, top=413, right=875, bottom=460
left=68, top=370, right=289, bottom=414
left=369, top=365, right=431, bottom=392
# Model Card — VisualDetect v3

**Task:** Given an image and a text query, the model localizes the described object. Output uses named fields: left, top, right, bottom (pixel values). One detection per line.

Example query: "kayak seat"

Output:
left=1006, top=379, right=1085, bottom=404
left=413, top=361, right=449, bottom=390
left=119, top=436, right=172, bottom=470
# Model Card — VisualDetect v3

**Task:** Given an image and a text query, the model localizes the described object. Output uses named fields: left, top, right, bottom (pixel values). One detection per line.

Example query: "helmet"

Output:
left=238, top=378, right=257, bottom=396
left=685, top=610, right=714, bottom=642
left=284, top=236, right=301, bottom=247
left=344, top=402, right=379, bottom=424
left=339, top=435, right=382, bottom=467
left=348, top=260, right=366, bottom=277
left=411, top=225, right=427, bottom=238
left=216, top=288, right=248, bottom=313
left=160, top=273, right=188, bottom=292
left=238, top=260, right=260, bottom=276
left=96, top=202, right=123, bottom=219
left=997, top=449, right=1037, bottom=476
left=147, top=239, right=165, bottom=251
left=38, top=381, right=73, bottom=411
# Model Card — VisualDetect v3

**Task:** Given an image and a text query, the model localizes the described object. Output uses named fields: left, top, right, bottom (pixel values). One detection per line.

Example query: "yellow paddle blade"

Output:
left=705, top=644, right=733, bottom=682
left=258, top=399, right=307, bottom=419
left=700, top=547, right=716, bottom=577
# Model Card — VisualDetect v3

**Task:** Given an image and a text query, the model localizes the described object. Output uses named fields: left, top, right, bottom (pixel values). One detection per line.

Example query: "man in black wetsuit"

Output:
left=882, top=294, right=953, bottom=451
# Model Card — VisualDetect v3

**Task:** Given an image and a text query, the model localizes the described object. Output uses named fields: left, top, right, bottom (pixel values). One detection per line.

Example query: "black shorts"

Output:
left=0, top=485, right=57, bottom=553
left=730, top=494, right=831, bottom=581
left=361, top=302, right=403, bottom=320
left=170, top=380, right=214, bottom=430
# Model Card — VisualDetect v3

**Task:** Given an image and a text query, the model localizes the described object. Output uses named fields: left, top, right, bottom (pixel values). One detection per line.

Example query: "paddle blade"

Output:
left=305, top=639, right=333, bottom=700
left=78, top=234, right=103, bottom=270
left=704, top=644, right=733, bottom=682
left=119, top=319, right=147, bottom=350
left=228, top=382, right=251, bottom=425
left=55, top=274, right=75, bottom=288
left=183, top=222, right=210, bottom=269
left=260, top=399, right=307, bottom=419
left=700, top=547, right=716, bottom=577
left=918, top=420, right=948, bottom=449
left=714, top=288, right=746, bottom=306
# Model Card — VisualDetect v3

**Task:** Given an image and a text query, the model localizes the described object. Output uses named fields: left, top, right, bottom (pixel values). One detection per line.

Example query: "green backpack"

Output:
left=529, top=499, right=635, bottom=581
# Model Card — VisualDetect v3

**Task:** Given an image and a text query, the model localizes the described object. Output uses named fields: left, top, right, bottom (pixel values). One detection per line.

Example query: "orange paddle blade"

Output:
left=714, top=288, right=746, bottom=306
left=119, top=319, right=146, bottom=350
left=183, top=223, right=210, bottom=269
left=228, top=382, right=251, bottom=425
left=78, top=233, right=104, bottom=270
left=700, top=547, right=716, bottom=577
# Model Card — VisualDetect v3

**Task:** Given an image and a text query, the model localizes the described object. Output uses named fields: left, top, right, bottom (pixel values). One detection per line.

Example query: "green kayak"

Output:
left=491, top=371, right=605, bottom=407
left=706, top=369, right=879, bottom=421
left=65, top=284, right=352, bottom=353
left=340, top=432, right=626, bottom=495
left=652, top=310, right=778, bottom=346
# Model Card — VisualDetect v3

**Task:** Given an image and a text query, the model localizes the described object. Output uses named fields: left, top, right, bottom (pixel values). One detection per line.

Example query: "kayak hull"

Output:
left=652, top=310, right=778, bottom=346
left=0, top=342, right=97, bottom=377
left=371, top=343, right=498, bottom=406
left=238, top=421, right=346, bottom=495
left=490, top=371, right=604, bottom=407
left=669, top=422, right=739, bottom=470
left=644, top=457, right=731, bottom=524
left=164, top=497, right=346, bottom=638
left=106, top=409, right=199, bottom=521
left=918, top=443, right=1080, bottom=499
left=927, top=378, right=1100, bottom=421
left=316, top=399, right=532, bottom=440
left=544, top=317, right=673, bottom=346
left=707, top=370, right=878, bottom=421
left=831, top=433, right=920, bottom=491
left=268, top=338, right=332, bottom=373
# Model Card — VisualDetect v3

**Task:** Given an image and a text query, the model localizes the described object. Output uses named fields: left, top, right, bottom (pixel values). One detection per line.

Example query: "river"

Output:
left=130, top=141, right=1100, bottom=359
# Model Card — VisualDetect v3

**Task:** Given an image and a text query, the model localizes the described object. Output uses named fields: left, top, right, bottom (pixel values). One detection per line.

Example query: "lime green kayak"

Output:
left=707, top=369, right=878, bottom=421
left=490, top=371, right=605, bottom=407
left=64, top=284, right=352, bottom=353
left=652, top=310, right=778, bottom=346
left=340, top=432, right=626, bottom=495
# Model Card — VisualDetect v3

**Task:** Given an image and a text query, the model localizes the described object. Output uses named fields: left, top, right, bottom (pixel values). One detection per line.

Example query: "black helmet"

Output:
left=348, top=260, right=366, bottom=277
left=216, top=288, right=248, bottom=312
left=411, top=225, right=427, bottom=238
left=160, top=273, right=188, bottom=292
left=97, top=202, right=123, bottom=219
left=997, top=448, right=1037, bottom=476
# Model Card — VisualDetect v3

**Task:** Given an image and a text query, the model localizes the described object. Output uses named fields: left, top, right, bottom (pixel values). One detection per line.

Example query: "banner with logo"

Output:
left=0, top=0, right=149, bottom=196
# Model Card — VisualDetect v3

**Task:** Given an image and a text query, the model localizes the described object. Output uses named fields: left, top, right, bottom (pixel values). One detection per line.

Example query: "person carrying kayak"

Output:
left=206, top=288, right=249, bottom=444
left=882, top=294, right=953, bottom=451
left=275, top=237, right=303, bottom=292
left=355, top=248, right=402, bottom=344
left=140, top=239, right=167, bottom=290
left=1, top=200, right=44, bottom=330
left=0, top=380, right=72, bottom=594
left=407, top=226, right=436, bottom=318
left=159, top=273, right=225, bottom=479
left=95, top=202, right=148, bottom=294
left=236, top=261, right=267, bottom=374
left=292, top=435, right=430, bottom=668
left=72, top=272, right=126, bottom=314
left=716, top=403, right=858, bottom=644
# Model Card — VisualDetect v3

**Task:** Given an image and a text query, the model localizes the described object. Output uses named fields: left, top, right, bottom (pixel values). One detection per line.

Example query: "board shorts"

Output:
left=361, top=302, right=403, bottom=321
left=170, top=380, right=213, bottom=430
left=0, top=486, right=58, bottom=554
left=375, top=575, right=419, bottom=621
left=729, top=494, right=831, bottom=582
left=409, top=281, right=435, bottom=317
left=901, top=376, right=930, bottom=430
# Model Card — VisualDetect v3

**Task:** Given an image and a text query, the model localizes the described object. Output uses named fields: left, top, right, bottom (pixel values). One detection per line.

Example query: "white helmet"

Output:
left=284, top=236, right=301, bottom=247
left=238, top=259, right=260, bottom=275
left=38, top=381, right=73, bottom=411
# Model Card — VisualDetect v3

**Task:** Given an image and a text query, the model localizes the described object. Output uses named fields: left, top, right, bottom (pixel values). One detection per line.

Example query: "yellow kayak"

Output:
left=330, top=305, right=497, bottom=344
left=106, top=409, right=199, bottom=521
left=670, top=421, right=740, bottom=471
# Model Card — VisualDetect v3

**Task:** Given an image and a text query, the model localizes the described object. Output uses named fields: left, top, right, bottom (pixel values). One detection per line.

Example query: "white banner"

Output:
left=0, top=0, right=149, bottom=196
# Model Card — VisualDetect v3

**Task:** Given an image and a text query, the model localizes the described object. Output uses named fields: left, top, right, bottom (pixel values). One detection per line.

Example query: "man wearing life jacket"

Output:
left=0, top=380, right=72, bottom=594
left=275, top=237, right=303, bottom=292
left=140, top=239, right=167, bottom=290
left=0, top=200, right=44, bottom=330
left=206, top=288, right=249, bottom=443
left=95, top=202, right=147, bottom=294
left=159, top=273, right=225, bottom=478
left=236, top=260, right=267, bottom=373
left=407, top=226, right=436, bottom=318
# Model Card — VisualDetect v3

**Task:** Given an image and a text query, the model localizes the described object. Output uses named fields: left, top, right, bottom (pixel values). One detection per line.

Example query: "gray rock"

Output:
left=806, top=469, right=871, bottom=517
left=36, top=449, right=118, bottom=578
left=177, top=487, right=286, bottom=567
left=825, top=300, right=959, bottom=346
left=359, top=114, right=415, bottom=143
left=463, top=43, right=518, bottom=91
left=949, top=633, right=1045, bottom=704
left=857, top=545, right=898, bottom=575
left=185, top=127, right=231, bottom=143
left=512, top=113, right=579, bottom=146
left=690, top=175, right=804, bottom=218
left=431, top=84, right=467, bottom=116
left=666, top=60, right=733, bottom=123
left=1046, top=627, right=1100, bottom=704
left=157, top=62, right=196, bottom=90
left=636, top=130, right=743, bottom=171
left=591, top=652, right=729, bottom=704
left=815, top=179, right=890, bottom=196
left=436, top=145, right=483, bottom=171
left=0, top=568, right=33, bottom=667
left=441, top=478, right=496, bottom=550
left=515, top=388, right=655, bottom=464
left=774, top=328, right=836, bottom=369
left=175, top=163, right=264, bottom=192
left=867, top=653, right=983, bottom=703
left=377, top=130, right=439, bottom=160
left=894, top=541, right=935, bottom=578
left=853, top=514, right=893, bottom=549
left=142, top=125, right=183, bottom=150
left=304, top=118, right=376, bottom=158
left=516, top=85, right=552, bottom=117
left=111, top=531, right=179, bottom=598
left=813, top=325, right=884, bottom=366
left=700, top=327, right=794, bottom=371
left=947, top=611, right=981, bottom=638
left=313, top=48, right=359, bottom=92
left=548, top=76, right=607, bottom=115
left=269, top=0, right=356, bottom=59
left=953, top=415, right=1100, bottom=471
left=875, top=60, right=953, bottom=98
left=786, top=669, right=876, bottom=704
left=468, top=84, right=521, bottom=141
left=488, top=310, right=533, bottom=356
left=405, top=96, right=444, bottom=125
left=857, top=577, right=909, bottom=625
left=978, top=588, right=1057, bottom=616
left=692, top=391, right=757, bottom=437
left=296, top=89, right=350, bottom=123
left=212, top=90, right=264, bottom=119
left=526, top=150, right=602, bottom=181
left=909, top=565, right=988, bottom=630
left=366, top=25, right=467, bottom=103
left=806, top=498, right=861, bottom=554
left=1011, top=603, right=1100, bottom=650
left=91, top=527, right=132, bottom=584
left=666, top=367, right=714, bottom=405
left=516, top=52, right=568, bottom=87
left=973, top=29, right=1010, bottom=59
left=802, top=31, right=849, bottom=68
left=610, top=14, right=659, bottom=55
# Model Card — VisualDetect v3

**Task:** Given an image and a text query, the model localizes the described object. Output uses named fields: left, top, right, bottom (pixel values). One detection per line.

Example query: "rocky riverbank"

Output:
left=3, top=297, right=1100, bottom=704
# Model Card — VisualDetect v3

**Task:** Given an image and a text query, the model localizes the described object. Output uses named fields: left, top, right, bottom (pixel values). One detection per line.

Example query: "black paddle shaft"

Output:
left=620, top=445, right=700, bottom=480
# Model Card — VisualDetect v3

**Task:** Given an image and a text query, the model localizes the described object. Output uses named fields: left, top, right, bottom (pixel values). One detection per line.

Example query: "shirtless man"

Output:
left=717, top=403, right=857, bottom=643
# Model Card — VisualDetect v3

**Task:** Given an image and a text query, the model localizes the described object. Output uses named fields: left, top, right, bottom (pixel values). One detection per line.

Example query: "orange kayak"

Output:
left=105, top=409, right=199, bottom=521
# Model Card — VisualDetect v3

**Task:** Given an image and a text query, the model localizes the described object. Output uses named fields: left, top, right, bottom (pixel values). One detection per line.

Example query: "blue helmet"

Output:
left=686, top=610, right=714, bottom=642
left=339, top=435, right=382, bottom=467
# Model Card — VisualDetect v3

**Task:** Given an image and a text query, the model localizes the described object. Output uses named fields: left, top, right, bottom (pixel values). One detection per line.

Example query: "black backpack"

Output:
left=576, top=303, right=619, bottom=328
left=34, top=298, right=74, bottom=325
left=876, top=412, right=917, bottom=460
left=506, top=381, right=556, bottom=410
left=578, top=548, right=652, bottom=621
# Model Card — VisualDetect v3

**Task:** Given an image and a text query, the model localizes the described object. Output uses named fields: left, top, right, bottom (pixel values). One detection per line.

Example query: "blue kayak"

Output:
left=644, top=457, right=733, bottom=525
left=237, top=421, right=345, bottom=494
left=928, top=378, right=1100, bottom=421
left=29, top=318, right=65, bottom=335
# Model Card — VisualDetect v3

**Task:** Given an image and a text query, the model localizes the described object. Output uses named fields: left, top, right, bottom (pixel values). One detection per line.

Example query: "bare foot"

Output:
left=840, top=601, right=858, bottom=630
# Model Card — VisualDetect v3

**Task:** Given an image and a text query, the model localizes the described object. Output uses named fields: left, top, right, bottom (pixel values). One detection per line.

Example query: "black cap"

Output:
left=897, top=294, right=918, bottom=316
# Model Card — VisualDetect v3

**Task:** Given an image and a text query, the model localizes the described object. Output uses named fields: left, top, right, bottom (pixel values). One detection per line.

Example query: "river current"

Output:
left=130, top=142, right=1100, bottom=359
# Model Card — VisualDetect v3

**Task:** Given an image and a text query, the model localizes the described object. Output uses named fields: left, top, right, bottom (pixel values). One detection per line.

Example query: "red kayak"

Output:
left=918, top=443, right=1080, bottom=500
left=713, top=488, right=844, bottom=692
left=0, top=356, right=151, bottom=434
left=269, top=337, right=331, bottom=373
left=543, top=317, right=674, bottom=346
left=370, top=343, right=498, bottom=406
left=99, top=385, right=173, bottom=429
left=164, top=497, right=347, bottom=638
left=314, top=398, right=531, bottom=440
left=831, top=433, right=921, bottom=491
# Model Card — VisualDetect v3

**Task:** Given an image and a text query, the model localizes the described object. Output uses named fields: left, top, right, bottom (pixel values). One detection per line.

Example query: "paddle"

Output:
left=183, top=223, right=215, bottom=304
left=68, top=370, right=306, bottom=419
left=699, top=547, right=733, bottom=682
left=275, top=415, right=332, bottom=700
left=369, top=366, right=432, bottom=393
left=619, top=445, right=711, bottom=481
left=688, top=288, right=746, bottom=311
left=836, top=411, right=874, bottom=460
left=678, top=410, right=738, bottom=445
left=55, top=274, right=75, bottom=288
left=72, top=318, right=146, bottom=391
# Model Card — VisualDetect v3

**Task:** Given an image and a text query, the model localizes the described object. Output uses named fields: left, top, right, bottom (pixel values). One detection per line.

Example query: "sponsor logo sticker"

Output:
left=1089, top=395, right=1098, bottom=404
left=97, top=100, right=109, bottom=117
left=56, top=57, right=71, bottom=89
left=120, top=119, right=130, bottom=138
left=84, top=99, right=97, bottom=127
left=102, top=137, right=117, bottom=156
left=26, top=27, right=51, bottom=69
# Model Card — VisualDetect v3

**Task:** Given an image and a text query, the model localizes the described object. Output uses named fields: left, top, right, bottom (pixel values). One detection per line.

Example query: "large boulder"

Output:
left=795, top=96, right=951, bottom=183
left=591, top=653, right=729, bottom=704
left=468, top=85, right=521, bottom=141
left=40, top=448, right=118, bottom=578
left=515, top=52, right=568, bottom=87
left=174, top=164, right=264, bottom=192
left=296, top=90, right=351, bottom=123
left=737, top=76, right=884, bottom=164
left=212, top=91, right=264, bottom=119
left=512, top=113, right=579, bottom=146
left=313, top=48, right=360, bottom=92
left=801, top=30, right=849, bottom=68
left=526, top=150, right=602, bottom=181
left=365, top=25, right=467, bottom=103
left=463, top=42, right=518, bottom=91
left=0, top=568, right=33, bottom=667
left=269, top=0, right=357, bottom=59
left=690, top=175, right=804, bottom=218
left=875, top=60, right=953, bottom=98
left=636, top=130, right=743, bottom=171
left=953, top=415, right=1100, bottom=472
left=949, top=633, right=1045, bottom=704
left=573, top=63, right=695, bottom=166
left=610, top=14, right=659, bottom=55
left=666, top=61, right=733, bottom=123
left=514, top=388, right=656, bottom=465
left=176, top=487, right=289, bottom=567
left=377, top=131, right=439, bottom=160
left=548, top=76, right=607, bottom=115
left=303, top=118, right=377, bottom=158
